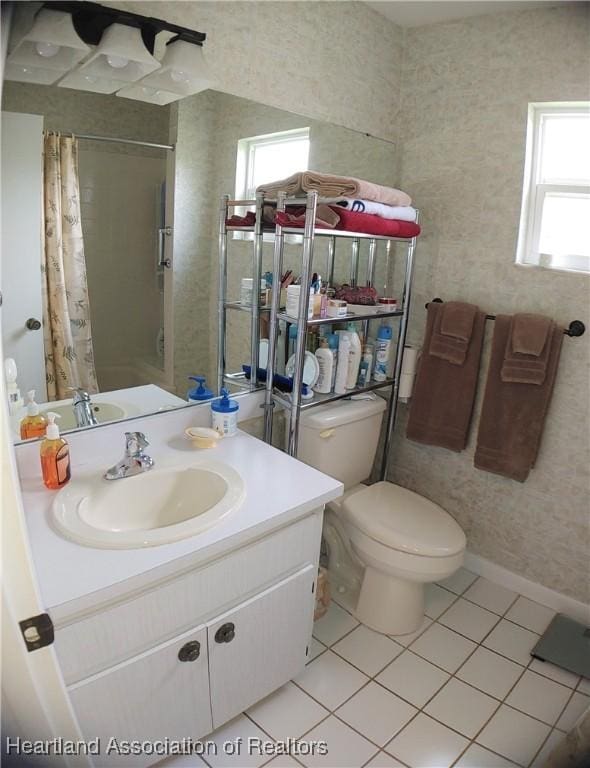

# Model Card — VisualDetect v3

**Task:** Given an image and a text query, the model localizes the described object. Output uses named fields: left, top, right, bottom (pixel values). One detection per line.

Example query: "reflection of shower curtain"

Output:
left=42, top=133, right=98, bottom=400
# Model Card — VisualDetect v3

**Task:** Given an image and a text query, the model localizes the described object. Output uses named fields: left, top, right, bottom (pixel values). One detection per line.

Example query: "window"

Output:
left=516, top=102, right=590, bottom=274
left=235, top=127, right=310, bottom=201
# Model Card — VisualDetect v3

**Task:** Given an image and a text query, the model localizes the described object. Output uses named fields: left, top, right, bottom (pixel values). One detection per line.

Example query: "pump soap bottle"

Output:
left=20, top=390, right=47, bottom=440
left=40, top=412, right=71, bottom=490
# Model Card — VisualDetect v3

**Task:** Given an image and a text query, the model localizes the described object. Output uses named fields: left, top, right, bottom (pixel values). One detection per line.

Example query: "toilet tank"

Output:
left=297, top=397, right=387, bottom=489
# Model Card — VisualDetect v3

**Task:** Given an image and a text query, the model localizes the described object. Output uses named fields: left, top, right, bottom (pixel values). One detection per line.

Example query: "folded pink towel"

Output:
left=501, top=314, right=556, bottom=386
left=257, top=170, right=411, bottom=207
left=430, top=302, right=479, bottom=366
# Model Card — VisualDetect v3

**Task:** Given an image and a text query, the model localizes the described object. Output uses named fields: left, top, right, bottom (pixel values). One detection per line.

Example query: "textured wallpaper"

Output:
left=390, top=4, right=590, bottom=602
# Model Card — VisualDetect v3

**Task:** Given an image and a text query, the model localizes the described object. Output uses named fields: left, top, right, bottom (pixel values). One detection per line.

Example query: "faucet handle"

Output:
left=67, top=386, right=90, bottom=403
left=125, top=431, right=149, bottom=455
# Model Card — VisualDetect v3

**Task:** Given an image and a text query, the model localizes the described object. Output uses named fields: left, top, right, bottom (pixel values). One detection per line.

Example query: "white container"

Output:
left=327, top=299, right=348, bottom=318
left=334, top=333, right=351, bottom=394
left=345, top=324, right=362, bottom=390
left=211, top=389, right=239, bottom=437
left=241, top=278, right=267, bottom=306
left=286, top=285, right=314, bottom=319
left=314, top=340, right=334, bottom=394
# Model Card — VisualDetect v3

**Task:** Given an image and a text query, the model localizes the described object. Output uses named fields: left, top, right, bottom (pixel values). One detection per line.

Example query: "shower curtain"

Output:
left=42, top=133, right=98, bottom=400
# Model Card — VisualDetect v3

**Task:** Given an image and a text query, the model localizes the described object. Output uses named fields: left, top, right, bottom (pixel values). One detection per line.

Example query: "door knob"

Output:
left=178, top=640, right=201, bottom=662
left=215, top=622, right=235, bottom=644
left=25, top=318, right=42, bottom=331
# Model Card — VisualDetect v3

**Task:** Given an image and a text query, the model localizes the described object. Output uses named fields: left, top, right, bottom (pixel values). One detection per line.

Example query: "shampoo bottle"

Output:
left=374, top=325, right=393, bottom=382
left=20, top=390, right=47, bottom=440
left=328, top=334, right=339, bottom=390
left=314, top=338, right=334, bottom=394
left=334, top=333, right=351, bottom=394
left=40, top=413, right=71, bottom=490
left=345, top=323, right=362, bottom=390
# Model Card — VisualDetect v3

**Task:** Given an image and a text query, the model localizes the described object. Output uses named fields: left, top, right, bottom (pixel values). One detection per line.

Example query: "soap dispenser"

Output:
left=211, top=388, right=239, bottom=437
left=187, top=375, right=214, bottom=403
left=4, top=358, right=23, bottom=415
left=20, top=390, right=48, bottom=440
left=40, top=412, right=71, bottom=490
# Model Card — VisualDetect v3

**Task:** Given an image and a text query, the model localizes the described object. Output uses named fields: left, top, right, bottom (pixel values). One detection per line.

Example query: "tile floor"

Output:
left=167, top=569, right=589, bottom=768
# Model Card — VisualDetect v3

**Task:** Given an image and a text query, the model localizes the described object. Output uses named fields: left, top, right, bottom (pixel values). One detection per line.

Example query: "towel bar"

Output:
left=425, top=298, right=585, bottom=337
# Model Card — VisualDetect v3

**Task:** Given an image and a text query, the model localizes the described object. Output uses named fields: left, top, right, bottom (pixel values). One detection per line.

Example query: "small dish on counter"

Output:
left=185, top=427, right=221, bottom=449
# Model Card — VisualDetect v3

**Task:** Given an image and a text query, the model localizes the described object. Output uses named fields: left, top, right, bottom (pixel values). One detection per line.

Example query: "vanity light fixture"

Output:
left=117, top=37, right=210, bottom=105
left=58, top=23, right=160, bottom=94
left=5, top=8, right=90, bottom=85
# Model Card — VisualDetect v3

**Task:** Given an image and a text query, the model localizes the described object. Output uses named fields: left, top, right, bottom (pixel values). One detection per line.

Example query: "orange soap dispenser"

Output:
left=40, top=412, right=71, bottom=490
left=20, top=390, right=47, bottom=440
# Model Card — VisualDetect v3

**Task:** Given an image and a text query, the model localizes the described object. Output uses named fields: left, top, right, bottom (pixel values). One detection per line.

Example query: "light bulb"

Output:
left=170, top=69, right=189, bottom=84
left=106, top=55, right=129, bottom=69
left=35, top=41, right=60, bottom=58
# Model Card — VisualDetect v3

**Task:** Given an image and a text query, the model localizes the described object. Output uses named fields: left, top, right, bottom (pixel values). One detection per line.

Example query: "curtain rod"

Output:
left=426, top=298, right=585, bottom=337
left=75, top=134, right=175, bottom=151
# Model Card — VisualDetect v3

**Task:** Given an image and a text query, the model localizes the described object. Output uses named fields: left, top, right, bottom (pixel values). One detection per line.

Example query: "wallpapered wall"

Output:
left=390, top=4, right=590, bottom=602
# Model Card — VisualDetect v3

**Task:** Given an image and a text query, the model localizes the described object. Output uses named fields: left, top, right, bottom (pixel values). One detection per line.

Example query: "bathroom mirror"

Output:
left=1, top=80, right=399, bottom=443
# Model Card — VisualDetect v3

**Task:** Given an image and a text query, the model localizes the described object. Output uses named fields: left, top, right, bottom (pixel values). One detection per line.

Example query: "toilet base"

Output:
left=356, top=566, right=425, bottom=636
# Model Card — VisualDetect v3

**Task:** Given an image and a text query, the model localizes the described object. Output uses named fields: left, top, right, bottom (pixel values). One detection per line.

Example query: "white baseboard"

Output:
left=465, top=551, right=590, bottom=625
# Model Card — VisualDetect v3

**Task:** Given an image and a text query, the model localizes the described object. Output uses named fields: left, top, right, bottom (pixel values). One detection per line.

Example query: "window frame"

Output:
left=516, top=102, right=590, bottom=274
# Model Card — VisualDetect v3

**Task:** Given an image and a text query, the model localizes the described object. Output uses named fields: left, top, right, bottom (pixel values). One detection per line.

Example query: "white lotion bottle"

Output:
left=334, top=333, right=351, bottom=394
left=314, top=338, right=334, bottom=394
left=345, top=323, right=362, bottom=389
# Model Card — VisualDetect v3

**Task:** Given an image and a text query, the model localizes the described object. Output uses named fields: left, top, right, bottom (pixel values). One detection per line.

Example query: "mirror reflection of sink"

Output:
left=41, top=401, right=131, bottom=431
left=52, top=461, right=245, bottom=549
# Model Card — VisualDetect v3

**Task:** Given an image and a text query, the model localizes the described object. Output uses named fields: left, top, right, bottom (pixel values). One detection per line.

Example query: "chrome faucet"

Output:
left=69, top=387, right=98, bottom=428
left=104, top=432, right=155, bottom=481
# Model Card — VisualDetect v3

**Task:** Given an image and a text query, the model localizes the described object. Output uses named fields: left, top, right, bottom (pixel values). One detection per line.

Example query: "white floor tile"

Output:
left=411, top=622, right=477, bottom=673
left=424, top=678, right=499, bottom=738
left=332, top=625, right=403, bottom=677
left=206, top=715, right=275, bottom=768
left=506, top=670, right=572, bottom=725
left=299, top=715, right=378, bottom=768
left=263, top=758, right=300, bottom=768
left=158, top=755, right=207, bottom=767
left=390, top=616, right=432, bottom=646
left=505, top=596, right=556, bottom=634
left=385, top=713, right=468, bottom=768
left=336, top=682, right=417, bottom=747
left=455, top=743, right=519, bottom=768
left=437, top=567, right=478, bottom=595
left=438, top=598, right=500, bottom=643
left=578, top=677, right=590, bottom=695
left=483, top=619, right=540, bottom=666
left=376, top=650, right=450, bottom=708
left=424, top=584, right=457, bottom=619
left=296, top=651, right=369, bottom=711
left=308, top=637, right=327, bottom=663
left=529, top=730, right=564, bottom=768
left=364, top=752, right=406, bottom=767
left=463, top=578, right=518, bottom=616
left=529, top=657, right=580, bottom=688
left=312, top=603, right=359, bottom=647
left=456, top=646, right=525, bottom=700
left=247, top=682, right=328, bottom=742
left=477, top=705, right=551, bottom=766
left=556, top=691, right=590, bottom=732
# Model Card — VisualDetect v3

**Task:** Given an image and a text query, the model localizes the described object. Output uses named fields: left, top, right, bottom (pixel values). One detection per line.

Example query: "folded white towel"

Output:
left=327, top=198, right=417, bottom=222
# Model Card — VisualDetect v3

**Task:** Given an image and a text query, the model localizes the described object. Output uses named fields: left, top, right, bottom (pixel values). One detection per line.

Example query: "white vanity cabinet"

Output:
left=55, top=513, right=323, bottom=767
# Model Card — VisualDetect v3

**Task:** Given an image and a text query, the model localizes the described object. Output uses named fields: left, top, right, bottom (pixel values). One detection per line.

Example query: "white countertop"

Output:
left=15, top=393, right=343, bottom=615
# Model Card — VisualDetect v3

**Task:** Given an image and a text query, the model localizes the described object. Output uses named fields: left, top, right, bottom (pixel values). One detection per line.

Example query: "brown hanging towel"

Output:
left=474, top=314, right=563, bottom=482
left=406, top=301, right=486, bottom=451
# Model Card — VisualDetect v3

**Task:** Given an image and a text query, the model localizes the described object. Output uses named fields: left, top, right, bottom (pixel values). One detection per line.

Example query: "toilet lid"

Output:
left=342, top=482, right=466, bottom=557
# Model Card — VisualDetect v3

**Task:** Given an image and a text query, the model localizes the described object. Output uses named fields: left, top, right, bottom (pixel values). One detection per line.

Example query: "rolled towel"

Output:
left=429, top=302, right=478, bottom=366
left=501, top=313, right=555, bottom=385
left=328, top=198, right=418, bottom=222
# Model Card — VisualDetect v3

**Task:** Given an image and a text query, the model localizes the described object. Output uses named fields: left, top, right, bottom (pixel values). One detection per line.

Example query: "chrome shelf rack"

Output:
left=216, top=191, right=419, bottom=481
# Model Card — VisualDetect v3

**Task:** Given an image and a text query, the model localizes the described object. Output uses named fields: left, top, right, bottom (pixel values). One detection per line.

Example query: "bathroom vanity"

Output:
left=15, top=399, right=342, bottom=766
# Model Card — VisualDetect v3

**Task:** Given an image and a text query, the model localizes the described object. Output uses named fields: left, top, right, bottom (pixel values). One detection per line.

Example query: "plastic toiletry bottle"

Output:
left=20, top=390, right=48, bottom=440
left=187, top=375, right=214, bottom=402
left=345, top=323, right=362, bottom=390
left=334, top=333, right=351, bottom=394
left=328, top=334, right=339, bottom=389
left=374, top=325, right=393, bottom=382
left=211, top=388, right=239, bottom=437
left=4, top=358, right=23, bottom=415
left=314, top=338, right=334, bottom=394
left=40, top=413, right=71, bottom=490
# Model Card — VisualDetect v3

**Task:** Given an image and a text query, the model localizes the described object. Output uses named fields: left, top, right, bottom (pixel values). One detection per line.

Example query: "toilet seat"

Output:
left=342, top=481, right=465, bottom=558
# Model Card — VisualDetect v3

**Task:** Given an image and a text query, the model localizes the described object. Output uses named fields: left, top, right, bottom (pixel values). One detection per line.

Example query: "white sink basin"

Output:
left=52, top=461, right=245, bottom=549
left=41, top=402, right=130, bottom=431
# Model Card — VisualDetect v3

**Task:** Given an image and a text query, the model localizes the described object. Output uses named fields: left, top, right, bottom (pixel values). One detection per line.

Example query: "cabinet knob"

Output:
left=25, top=318, right=42, bottom=331
left=215, top=622, right=235, bottom=644
left=178, top=640, right=201, bottom=662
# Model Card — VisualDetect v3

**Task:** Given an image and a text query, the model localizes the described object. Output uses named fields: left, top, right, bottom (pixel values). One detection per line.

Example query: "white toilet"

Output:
left=297, top=397, right=466, bottom=636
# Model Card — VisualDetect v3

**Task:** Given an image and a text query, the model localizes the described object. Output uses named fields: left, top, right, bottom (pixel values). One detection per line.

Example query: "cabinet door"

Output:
left=68, top=624, right=212, bottom=767
left=208, top=565, right=315, bottom=728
